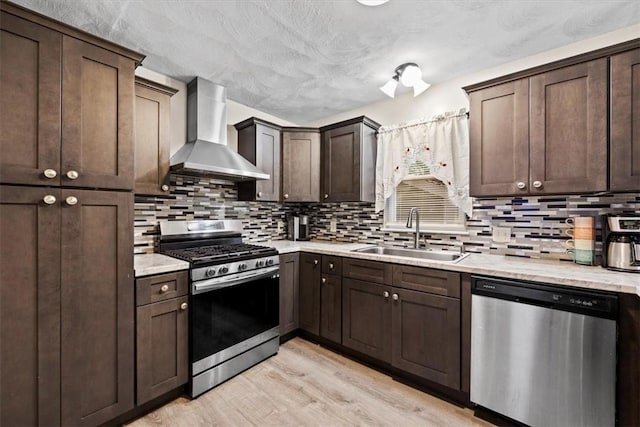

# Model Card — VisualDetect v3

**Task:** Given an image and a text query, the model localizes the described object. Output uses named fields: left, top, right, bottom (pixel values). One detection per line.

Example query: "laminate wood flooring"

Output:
left=127, top=338, right=492, bottom=427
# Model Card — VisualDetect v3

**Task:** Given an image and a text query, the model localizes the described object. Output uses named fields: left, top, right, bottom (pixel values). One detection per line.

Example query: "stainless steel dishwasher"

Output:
left=470, top=276, right=618, bottom=427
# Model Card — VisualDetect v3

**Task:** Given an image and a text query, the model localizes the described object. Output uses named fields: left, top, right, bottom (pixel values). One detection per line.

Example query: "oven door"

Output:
left=190, top=266, right=279, bottom=375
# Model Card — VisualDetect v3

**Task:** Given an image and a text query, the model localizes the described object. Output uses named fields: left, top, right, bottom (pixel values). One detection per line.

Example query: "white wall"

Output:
left=134, top=68, right=297, bottom=156
left=306, top=23, right=640, bottom=127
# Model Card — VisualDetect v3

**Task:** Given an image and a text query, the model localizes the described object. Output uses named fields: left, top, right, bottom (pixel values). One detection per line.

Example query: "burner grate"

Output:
left=163, top=243, right=276, bottom=263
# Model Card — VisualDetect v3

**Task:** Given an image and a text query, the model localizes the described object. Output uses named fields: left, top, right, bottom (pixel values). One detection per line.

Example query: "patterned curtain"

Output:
left=375, top=108, right=472, bottom=217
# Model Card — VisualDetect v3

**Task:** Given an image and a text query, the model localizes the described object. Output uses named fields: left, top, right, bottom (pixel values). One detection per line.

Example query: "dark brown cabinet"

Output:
left=281, top=128, right=321, bottom=202
left=320, top=259, right=342, bottom=344
left=134, top=77, right=177, bottom=195
left=279, top=253, right=300, bottom=336
left=320, top=116, right=380, bottom=202
left=299, top=253, right=321, bottom=335
left=235, top=117, right=281, bottom=201
left=610, top=48, right=640, bottom=192
left=136, top=271, right=189, bottom=405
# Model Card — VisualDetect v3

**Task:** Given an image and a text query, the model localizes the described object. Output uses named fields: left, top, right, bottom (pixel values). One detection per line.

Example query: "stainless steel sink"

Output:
left=353, top=246, right=468, bottom=262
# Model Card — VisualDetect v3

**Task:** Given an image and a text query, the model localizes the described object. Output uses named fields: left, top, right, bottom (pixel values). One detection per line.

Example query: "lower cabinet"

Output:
left=320, top=273, right=342, bottom=343
left=279, top=253, right=300, bottom=335
left=135, top=271, right=189, bottom=405
left=299, top=253, right=321, bottom=335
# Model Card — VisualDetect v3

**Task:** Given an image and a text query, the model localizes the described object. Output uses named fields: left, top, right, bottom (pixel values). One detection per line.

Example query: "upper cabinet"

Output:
left=610, top=48, right=640, bottom=192
left=0, top=5, right=144, bottom=191
left=235, top=118, right=281, bottom=202
left=134, top=77, right=177, bottom=196
left=281, top=128, right=321, bottom=202
left=320, top=116, right=380, bottom=203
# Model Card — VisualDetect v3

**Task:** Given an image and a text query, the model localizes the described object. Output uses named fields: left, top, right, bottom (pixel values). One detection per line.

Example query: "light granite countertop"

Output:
left=265, top=240, right=640, bottom=297
left=134, top=253, right=189, bottom=278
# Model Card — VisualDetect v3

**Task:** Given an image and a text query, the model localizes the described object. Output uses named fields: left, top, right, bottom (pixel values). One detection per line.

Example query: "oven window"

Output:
left=191, top=276, right=278, bottom=363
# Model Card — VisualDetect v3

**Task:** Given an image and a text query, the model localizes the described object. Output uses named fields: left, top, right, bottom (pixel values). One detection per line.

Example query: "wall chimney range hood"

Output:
left=170, top=77, right=270, bottom=181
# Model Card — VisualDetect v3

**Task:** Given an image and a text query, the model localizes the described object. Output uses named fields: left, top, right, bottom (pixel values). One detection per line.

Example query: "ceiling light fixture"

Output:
left=380, top=63, right=430, bottom=98
left=356, top=0, right=390, bottom=6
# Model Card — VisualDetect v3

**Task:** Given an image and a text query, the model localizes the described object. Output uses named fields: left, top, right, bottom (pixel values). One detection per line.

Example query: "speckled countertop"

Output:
left=265, top=240, right=640, bottom=297
left=134, top=253, right=189, bottom=277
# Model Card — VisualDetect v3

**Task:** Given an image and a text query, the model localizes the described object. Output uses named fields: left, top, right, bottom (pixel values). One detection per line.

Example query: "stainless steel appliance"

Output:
left=159, top=220, right=279, bottom=398
left=603, top=215, right=640, bottom=272
left=471, top=276, right=618, bottom=427
left=287, top=215, right=310, bottom=241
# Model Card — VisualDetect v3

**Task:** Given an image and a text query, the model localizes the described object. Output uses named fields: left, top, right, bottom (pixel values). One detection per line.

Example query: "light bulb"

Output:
left=413, top=80, right=430, bottom=96
left=380, top=77, right=398, bottom=98
left=400, top=64, right=421, bottom=87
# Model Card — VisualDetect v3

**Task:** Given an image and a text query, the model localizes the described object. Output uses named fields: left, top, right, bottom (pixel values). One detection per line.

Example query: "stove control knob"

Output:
left=205, top=267, right=216, bottom=277
left=238, top=263, right=247, bottom=271
left=266, top=259, right=274, bottom=266
left=219, top=266, right=229, bottom=274
left=256, top=260, right=265, bottom=268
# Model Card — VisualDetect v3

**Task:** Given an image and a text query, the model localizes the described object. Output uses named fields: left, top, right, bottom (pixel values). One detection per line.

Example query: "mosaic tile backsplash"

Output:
left=135, top=175, right=639, bottom=262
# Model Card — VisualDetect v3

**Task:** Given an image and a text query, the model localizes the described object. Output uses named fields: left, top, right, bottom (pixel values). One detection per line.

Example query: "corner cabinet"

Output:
left=279, top=253, right=300, bottom=336
left=281, top=128, right=321, bottom=202
left=320, top=116, right=380, bottom=202
left=134, top=77, right=178, bottom=195
left=235, top=117, right=281, bottom=201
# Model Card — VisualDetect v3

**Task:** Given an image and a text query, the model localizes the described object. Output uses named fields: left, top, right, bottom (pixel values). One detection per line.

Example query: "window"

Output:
left=384, top=162, right=466, bottom=232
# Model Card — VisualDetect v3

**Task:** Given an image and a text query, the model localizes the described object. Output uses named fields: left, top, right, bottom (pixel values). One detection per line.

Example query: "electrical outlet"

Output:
left=330, top=219, right=337, bottom=233
left=492, top=226, right=511, bottom=243
left=276, top=220, right=283, bottom=234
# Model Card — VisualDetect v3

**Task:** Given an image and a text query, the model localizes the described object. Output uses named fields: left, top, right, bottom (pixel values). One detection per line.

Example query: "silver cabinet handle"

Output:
left=324, top=194, right=329, bottom=199
left=314, top=259, right=319, bottom=265
left=180, top=302, right=188, bottom=310
left=65, top=196, right=78, bottom=206
left=161, top=184, right=169, bottom=192
left=160, top=284, right=169, bottom=293
left=283, top=193, right=289, bottom=199
left=322, top=277, right=326, bottom=284
left=66, top=170, right=79, bottom=180
left=516, top=181, right=526, bottom=190
left=392, top=293, right=399, bottom=301
left=44, top=169, right=57, bottom=179
left=257, top=191, right=263, bottom=198
left=383, top=291, right=390, bottom=298
left=43, top=195, right=57, bottom=205
left=533, top=180, right=543, bottom=189
left=329, top=263, right=334, bottom=270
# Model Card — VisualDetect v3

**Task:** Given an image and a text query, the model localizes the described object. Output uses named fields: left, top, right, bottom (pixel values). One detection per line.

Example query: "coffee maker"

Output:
left=602, top=215, right=640, bottom=272
left=287, top=215, right=310, bottom=241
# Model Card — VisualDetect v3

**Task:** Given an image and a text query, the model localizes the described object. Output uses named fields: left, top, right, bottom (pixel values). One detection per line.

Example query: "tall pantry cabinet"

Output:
left=0, top=3, right=145, bottom=426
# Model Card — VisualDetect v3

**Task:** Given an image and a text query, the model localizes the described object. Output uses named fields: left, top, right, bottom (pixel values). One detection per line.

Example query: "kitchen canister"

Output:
left=565, top=216, right=595, bottom=265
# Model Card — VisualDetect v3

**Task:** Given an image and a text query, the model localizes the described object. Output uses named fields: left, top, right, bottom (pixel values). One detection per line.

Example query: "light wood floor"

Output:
left=127, top=338, right=492, bottom=427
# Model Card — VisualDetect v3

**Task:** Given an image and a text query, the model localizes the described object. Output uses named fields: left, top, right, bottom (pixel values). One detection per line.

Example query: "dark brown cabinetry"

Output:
left=281, top=128, right=321, bottom=202
left=299, top=253, right=321, bottom=335
left=235, top=117, right=281, bottom=201
left=320, top=256, right=342, bottom=343
left=134, top=77, right=177, bottom=195
left=610, top=48, right=640, bottom=192
left=136, top=271, right=189, bottom=405
left=320, top=116, right=380, bottom=202
left=279, top=253, right=300, bottom=336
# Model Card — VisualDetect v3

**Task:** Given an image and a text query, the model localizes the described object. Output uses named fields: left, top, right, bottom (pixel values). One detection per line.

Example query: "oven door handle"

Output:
left=192, top=266, right=280, bottom=295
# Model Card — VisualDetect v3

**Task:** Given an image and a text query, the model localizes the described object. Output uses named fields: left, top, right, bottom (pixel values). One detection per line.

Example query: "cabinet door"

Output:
left=322, top=123, right=361, bottom=202
left=61, top=36, right=135, bottom=191
left=320, top=274, right=342, bottom=343
left=298, top=253, right=321, bottom=335
left=392, top=288, right=460, bottom=390
left=255, top=123, right=281, bottom=201
left=60, top=189, right=134, bottom=426
left=282, top=130, right=321, bottom=202
left=342, top=278, right=391, bottom=363
left=136, top=296, right=188, bottom=405
left=530, top=58, right=607, bottom=194
left=469, top=79, right=529, bottom=196
left=0, top=186, right=61, bottom=426
left=611, top=48, right=640, bottom=192
left=134, top=80, right=174, bottom=195
left=0, top=12, right=61, bottom=187
left=279, top=253, right=299, bottom=336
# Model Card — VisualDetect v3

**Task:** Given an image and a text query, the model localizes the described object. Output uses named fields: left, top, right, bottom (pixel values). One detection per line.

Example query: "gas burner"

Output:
left=163, top=243, right=276, bottom=264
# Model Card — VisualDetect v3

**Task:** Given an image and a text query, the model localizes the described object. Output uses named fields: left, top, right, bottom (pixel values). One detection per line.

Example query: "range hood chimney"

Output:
left=170, top=77, right=270, bottom=181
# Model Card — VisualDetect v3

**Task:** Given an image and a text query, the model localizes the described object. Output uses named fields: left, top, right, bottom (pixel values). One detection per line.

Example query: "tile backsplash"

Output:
left=135, top=175, right=639, bottom=261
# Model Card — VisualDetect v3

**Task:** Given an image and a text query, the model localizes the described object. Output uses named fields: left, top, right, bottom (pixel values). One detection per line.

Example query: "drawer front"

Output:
left=343, top=258, right=392, bottom=284
left=322, top=256, right=342, bottom=276
left=392, top=266, right=460, bottom=298
left=136, top=271, right=188, bottom=306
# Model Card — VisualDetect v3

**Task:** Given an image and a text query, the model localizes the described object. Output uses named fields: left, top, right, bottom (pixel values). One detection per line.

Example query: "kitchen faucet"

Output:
left=406, top=207, right=420, bottom=249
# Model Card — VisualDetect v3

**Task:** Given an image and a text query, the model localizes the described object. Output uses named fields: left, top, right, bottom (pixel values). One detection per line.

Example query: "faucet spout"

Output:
left=406, top=207, right=420, bottom=249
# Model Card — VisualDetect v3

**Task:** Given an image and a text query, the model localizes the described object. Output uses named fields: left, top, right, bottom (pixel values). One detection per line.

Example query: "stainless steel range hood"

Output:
left=170, top=77, right=270, bottom=181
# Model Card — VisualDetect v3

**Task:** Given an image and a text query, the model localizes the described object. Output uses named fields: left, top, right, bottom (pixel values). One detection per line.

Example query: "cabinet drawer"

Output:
left=343, top=258, right=392, bottom=284
left=136, top=271, right=188, bottom=306
left=392, top=266, right=460, bottom=298
left=322, top=256, right=342, bottom=275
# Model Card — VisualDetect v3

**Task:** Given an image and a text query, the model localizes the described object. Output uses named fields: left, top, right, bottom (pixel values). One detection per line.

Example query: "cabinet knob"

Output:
left=283, top=193, right=289, bottom=199
left=257, top=191, right=263, bottom=198
left=64, top=196, right=78, bottom=206
left=383, top=291, right=390, bottom=298
left=324, top=194, right=329, bottom=199
left=160, top=284, right=169, bottom=293
left=392, top=293, right=399, bottom=301
left=314, top=259, right=319, bottom=265
left=161, top=184, right=169, bottom=192
left=43, top=169, right=57, bottom=179
left=533, top=180, right=543, bottom=189
left=43, top=195, right=57, bottom=205
left=516, top=181, right=526, bottom=190
left=322, top=277, right=326, bottom=284
left=180, top=302, right=188, bottom=310
left=66, top=170, right=79, bottom=180
left=329, top=263, right=334, bottom=270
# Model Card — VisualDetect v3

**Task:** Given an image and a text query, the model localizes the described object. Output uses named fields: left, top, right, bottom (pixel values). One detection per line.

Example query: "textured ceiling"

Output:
left=10, top=0, right=640, bottom=123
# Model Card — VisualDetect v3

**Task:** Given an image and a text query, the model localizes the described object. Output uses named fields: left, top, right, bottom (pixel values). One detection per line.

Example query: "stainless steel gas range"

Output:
left=159, top=220, right=280, bottom=398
